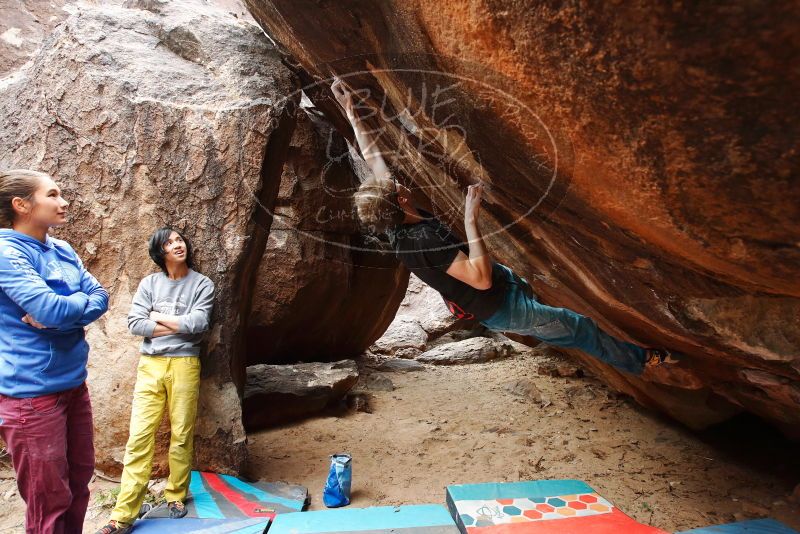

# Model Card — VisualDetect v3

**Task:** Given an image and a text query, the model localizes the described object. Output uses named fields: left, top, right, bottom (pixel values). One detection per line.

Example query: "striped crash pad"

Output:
left=675, top=519, right=799, bottom=533
left=268, top=504, right=461, bottom=533
left=144, top=471, right=307, bottom=520
left=446, top=479, right=669, bottom=533
left=133, top=471, right=307, bottom=532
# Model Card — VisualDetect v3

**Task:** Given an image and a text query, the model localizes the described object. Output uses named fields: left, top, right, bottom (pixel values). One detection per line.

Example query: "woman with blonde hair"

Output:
left=0, top=169, right=108, bottom=533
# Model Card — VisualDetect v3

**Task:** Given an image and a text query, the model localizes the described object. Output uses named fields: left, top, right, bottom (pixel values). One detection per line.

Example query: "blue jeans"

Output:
left=481, top=265, right=647, bottom=375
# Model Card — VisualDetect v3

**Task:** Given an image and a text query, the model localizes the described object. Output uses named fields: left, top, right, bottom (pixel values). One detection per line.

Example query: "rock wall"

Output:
left=244, top=0, right=800, bottom=436
left=0, top=0, right=298, bottom=473
left=0, top=0, right=69, bottom=77
left=371, top=274, right=474, bottom=359
left=246, top=110, right=408, bottom=366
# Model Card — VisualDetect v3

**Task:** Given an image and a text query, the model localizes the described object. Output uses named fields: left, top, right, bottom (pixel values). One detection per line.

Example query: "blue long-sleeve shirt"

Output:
left=0, top=229, right=109, bottom=397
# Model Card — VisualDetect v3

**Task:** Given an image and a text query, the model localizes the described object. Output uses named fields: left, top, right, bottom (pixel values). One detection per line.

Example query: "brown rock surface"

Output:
left=0, top=0, right=69, bottom=78
left=0, top=1, right=253, bottom=79
left=0, top=0, right=298, bottom=474
left=245, top=110, right=408, bottom=366
left=245, top=1, right=800, bottom=436
left=417, top=337, right=515, bottom=365
left=243, top=360, right=359, bottom=431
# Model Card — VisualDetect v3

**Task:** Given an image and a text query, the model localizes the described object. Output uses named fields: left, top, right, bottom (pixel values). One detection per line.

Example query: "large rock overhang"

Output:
left=244, top=0, right=800, bottom=437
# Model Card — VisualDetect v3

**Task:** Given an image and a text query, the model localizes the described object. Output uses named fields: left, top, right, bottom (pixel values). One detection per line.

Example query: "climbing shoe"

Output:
left=95, top=520, right=132, bottom=534
left=168, top=500, right=188, bottom=519
left=645, top=348, right=683, bottom=368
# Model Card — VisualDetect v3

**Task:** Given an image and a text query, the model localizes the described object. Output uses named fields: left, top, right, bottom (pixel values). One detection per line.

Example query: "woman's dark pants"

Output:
left=0, top=382, right=94, bottom=534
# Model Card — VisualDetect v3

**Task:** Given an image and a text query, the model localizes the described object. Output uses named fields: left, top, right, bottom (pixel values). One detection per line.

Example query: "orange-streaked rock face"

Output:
left=245, top=0, right=800, bottom=436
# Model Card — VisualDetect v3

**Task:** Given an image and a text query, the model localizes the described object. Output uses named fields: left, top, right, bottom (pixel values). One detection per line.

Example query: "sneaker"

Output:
left=138, top=502, right=153, bottom=518
left=645, top=348, right=683, bottom=368
left=95, top=520, right=132, bottom=534
left=168, top=500, right=188, bottom=519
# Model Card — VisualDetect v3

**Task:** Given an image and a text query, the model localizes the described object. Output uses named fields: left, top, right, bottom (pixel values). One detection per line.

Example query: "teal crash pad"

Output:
left=268, top=504, right=460, bottom=533
left=131, top=517, right=268, bottom=533
left=675, top=519, right=798, bottom=534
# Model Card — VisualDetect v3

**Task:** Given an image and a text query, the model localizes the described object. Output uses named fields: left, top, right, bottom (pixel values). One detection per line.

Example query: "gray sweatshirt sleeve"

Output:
left=177, top=277, right=214, bottom=335
left=128, top=277, right=157, bottom=338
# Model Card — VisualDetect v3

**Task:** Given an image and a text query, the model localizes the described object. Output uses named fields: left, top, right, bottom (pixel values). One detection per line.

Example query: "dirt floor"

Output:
left=241, top=347, right=800, bottom=532
left=0, top=345, right=798, bottom=533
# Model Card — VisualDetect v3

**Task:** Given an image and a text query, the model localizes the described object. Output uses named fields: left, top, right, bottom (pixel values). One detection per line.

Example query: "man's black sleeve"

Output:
left=416, top=238, right=464, bottom=272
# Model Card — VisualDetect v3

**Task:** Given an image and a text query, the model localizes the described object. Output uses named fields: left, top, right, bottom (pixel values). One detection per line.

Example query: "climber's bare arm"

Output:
left=331, top=78, right=392, bottom=181
left=446, top=184, right=493, bottom=290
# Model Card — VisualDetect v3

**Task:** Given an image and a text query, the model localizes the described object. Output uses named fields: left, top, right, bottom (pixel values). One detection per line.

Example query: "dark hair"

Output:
left=0, top=169, right=49, bottom=228
left=148, top=227, right=194, bottom=273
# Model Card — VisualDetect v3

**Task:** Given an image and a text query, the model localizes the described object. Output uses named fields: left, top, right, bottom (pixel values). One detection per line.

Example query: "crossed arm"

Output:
left=0, top=244, right=108, bottom=330
left=128, top=279, right=214, bottom=339
left=149, top=317, right=178, bottom=338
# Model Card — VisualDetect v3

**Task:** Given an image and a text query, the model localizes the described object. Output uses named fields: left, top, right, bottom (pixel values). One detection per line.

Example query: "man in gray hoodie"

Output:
left=97, top=227, right=214, bottom=534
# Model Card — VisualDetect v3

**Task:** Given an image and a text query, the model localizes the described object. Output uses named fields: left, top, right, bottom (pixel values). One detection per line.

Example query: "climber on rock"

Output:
left=331, top=78, right=681, bottom=376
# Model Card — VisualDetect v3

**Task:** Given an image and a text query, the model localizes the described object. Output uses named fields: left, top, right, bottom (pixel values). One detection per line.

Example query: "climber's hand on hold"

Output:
left=331, top=77, right=356, bottom=122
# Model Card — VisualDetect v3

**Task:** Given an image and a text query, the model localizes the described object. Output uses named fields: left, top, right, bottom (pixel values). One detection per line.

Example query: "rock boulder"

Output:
left=371, top=316, right=428, bottom=356
left=377, top=359, right=425, bottom=373
left=395, top=274, right=460, bottom=340
left=245, top=0, right=800, bottom=436
left=245, top=110, right=408, bottom=366
left=0, top=0, right=297, bottom=474
left=243, top=360, right=359, bottom=430
left=417, top=337, right=515, bottom=365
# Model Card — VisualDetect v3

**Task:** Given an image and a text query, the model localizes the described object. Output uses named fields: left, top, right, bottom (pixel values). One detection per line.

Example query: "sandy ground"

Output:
left=241, top=347, right=800, bottom=532
left=0, top=346, right=798, bottom=533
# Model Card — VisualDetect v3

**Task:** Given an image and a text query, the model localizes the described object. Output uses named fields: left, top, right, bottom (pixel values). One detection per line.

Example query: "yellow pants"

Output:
left=111, top=356, right=201, bottom=524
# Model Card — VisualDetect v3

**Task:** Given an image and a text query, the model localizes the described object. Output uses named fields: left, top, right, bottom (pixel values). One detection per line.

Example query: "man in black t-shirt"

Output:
left=388, top=214, right=508, bottom=322
left=332, top=79, right=680, bottom=375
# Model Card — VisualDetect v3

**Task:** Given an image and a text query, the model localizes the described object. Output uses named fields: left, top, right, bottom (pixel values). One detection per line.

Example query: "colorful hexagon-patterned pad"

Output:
left=446, top=479, right=669, bottom=533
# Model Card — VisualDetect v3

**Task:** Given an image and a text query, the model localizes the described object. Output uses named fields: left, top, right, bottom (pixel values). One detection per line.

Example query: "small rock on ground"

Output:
left=417, top=337, right=514, bottom=365
left=503, top=378, right=543, bottom=403
left=360, top=373, right=395, bottom=392
left=378, top=359, right=426, bottom=372
left=371, top=317, right=428, bottom=355
left=537, top=361, right=584, bottom=378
